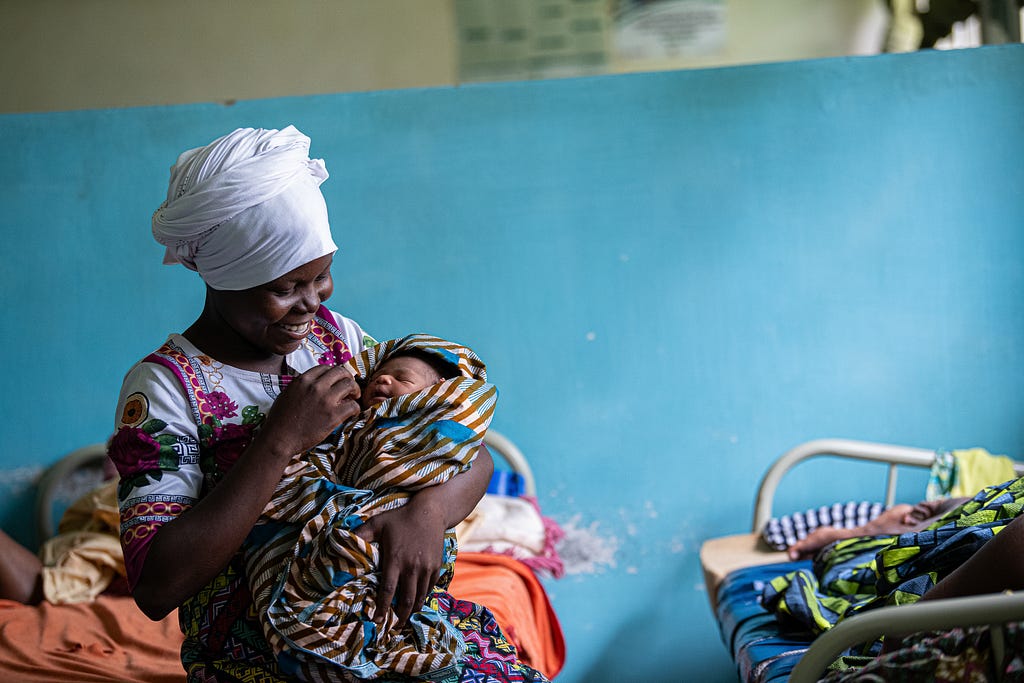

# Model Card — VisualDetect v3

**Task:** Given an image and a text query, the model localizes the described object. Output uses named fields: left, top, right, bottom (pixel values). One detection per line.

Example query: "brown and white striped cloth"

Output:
left=242, top=334, right=497, bottom=681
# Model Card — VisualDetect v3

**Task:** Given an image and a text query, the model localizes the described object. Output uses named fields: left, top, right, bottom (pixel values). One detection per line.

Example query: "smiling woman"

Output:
left=188, top=254, right=337, bottom=373
left=104, top=125, right=544, bottom=683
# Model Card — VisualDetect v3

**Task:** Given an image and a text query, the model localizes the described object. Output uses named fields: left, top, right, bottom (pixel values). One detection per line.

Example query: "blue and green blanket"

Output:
left=762, top=475, right=1024, bottom=641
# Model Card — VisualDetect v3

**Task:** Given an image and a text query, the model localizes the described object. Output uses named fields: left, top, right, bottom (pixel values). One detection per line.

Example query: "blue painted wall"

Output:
left=1, top=45, right=1023, bottom=681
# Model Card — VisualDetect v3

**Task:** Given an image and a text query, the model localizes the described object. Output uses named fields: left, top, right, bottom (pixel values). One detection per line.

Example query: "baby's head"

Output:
left=361, top=348, right=462, bottom=409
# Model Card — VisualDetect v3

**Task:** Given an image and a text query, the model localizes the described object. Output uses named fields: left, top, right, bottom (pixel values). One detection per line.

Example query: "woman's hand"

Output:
left=258, top=364, right=362, bottom=457
left=355, top=497, right=448, bottom=628
left=133, top=365, right=361, bottom=620
left=354, top=445, right=494, bottom=629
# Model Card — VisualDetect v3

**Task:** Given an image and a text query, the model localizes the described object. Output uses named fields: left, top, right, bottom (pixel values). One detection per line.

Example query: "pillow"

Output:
left=761, top=500, right=885, bottom=551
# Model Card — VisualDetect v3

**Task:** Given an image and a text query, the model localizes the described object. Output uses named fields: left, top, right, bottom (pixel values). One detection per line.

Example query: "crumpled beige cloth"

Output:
left=456, top=494, right=547, bottom=557
left=39, top=480, right=125, bottom=604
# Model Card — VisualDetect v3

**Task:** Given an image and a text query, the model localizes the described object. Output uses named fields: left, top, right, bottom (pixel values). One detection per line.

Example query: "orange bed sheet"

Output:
left=449, top=552, right=566, bottom=680
left=0, top=553, right=563, bottom=682
left=0, top=594, right=183, bottom=683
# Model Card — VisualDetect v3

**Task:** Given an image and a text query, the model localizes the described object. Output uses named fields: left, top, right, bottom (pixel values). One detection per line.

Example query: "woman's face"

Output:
left=207, top=254, right=335, bottom=361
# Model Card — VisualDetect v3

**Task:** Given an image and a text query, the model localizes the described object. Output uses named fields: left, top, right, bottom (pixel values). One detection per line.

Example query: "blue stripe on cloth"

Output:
left=436, top=347, right=460, bottom=367
left=716, top=561, right=813, bottom=683
left=431, top=419, right=475, bottom=442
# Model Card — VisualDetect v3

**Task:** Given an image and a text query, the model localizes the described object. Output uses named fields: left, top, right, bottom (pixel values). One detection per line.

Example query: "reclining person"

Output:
left=786, top=496, right=968, bottom=560
left=762, top=474, right=1024, bottom=678
left=0, top=462, right=125, bottom=606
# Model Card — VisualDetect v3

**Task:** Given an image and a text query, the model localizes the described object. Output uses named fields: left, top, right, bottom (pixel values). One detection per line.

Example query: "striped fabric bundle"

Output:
left=242, top=335, right=497, bottom=682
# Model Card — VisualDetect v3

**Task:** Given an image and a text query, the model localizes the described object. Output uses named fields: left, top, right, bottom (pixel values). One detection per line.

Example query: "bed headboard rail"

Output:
left=751, top=439, right=1024, bottom=533
left=483, top=429, right=536, bottom=497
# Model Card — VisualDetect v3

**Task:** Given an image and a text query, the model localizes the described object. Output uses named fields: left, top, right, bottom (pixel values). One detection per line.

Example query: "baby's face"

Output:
left=361, top=355, right=441, bottom=408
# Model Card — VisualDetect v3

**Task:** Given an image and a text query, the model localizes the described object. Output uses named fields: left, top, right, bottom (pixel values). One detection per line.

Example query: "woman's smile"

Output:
left=278, top=320, right=312, bottom=338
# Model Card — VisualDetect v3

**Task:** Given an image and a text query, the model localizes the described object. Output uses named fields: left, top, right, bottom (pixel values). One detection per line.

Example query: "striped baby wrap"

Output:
left=242, top=334, right=497, bottom=682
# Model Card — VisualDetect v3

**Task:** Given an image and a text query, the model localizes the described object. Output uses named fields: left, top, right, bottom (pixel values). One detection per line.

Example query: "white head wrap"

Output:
left=152, top=126, right=337, bottom=291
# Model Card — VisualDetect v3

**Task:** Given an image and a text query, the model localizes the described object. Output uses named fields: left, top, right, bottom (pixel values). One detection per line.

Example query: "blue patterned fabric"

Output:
left=762, top=476, right=1024, bottom=637
left=715, top=561, right=813, bottom=683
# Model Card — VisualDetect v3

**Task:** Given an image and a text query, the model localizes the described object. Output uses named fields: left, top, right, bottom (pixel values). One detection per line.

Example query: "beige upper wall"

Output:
left=2, top=0, right=458, bottom=114
left=1, top=0, right=890, bottom=115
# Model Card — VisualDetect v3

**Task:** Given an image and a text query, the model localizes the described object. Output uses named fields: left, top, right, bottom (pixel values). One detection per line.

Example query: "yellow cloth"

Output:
left=39, top=480, right=125, bottom=604
left=950, top=447, right=1018, bottom=497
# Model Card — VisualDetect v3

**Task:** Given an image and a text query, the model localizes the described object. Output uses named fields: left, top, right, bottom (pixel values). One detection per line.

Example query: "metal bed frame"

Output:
left=745, top=438, right=1024, bottom=683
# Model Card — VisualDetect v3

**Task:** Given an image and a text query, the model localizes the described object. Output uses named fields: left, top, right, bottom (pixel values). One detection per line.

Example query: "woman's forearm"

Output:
left=408, top=445, right=494, bottom=528
left=132, top=366, right=363, bottom=619
left=132, top=439, right=293, bottom=619
left=0, top=530, right=43, bottom=604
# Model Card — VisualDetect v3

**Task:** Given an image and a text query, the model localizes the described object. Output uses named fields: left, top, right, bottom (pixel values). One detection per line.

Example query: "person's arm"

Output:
left=409, top=444, right=495, bottom=528
left=787, top=496, right=975, bottom=561
left=787, top=504, right=917, bottom=560
left=356, top=444, right=494, bottom=627
left=131, top=364, right=362, bottom=620
left=0, top=530, right=43, bottom=604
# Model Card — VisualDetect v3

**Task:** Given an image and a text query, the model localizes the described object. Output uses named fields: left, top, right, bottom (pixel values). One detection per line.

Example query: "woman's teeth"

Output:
left=279, top=321, right=309, bottom=334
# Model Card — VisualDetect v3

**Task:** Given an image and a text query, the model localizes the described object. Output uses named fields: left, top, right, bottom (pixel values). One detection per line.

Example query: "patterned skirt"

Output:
left=179, top=558, right=548, bottom=683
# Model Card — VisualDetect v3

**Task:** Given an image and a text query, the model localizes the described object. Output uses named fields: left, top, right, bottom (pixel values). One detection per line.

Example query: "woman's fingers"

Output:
left=392, top=580, right=417, bottom=629
left=388, top=563, right=436, bottom=629
left=321, top=364, right=361, bottom=400
left=287, top=365, right=360, bottom=414
left=260, top=365, right=362, bottom=455
left=373, top=566, right=398, bottom=626
left=371, top=545, right=440, bottom=630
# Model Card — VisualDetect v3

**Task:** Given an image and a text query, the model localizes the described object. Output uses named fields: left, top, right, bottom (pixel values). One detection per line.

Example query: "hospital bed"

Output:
left=701, top=438, right=1024, bottom=683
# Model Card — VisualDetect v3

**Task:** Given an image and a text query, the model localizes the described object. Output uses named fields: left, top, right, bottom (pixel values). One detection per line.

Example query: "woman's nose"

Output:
left=295, top=283, right=319, bottom=312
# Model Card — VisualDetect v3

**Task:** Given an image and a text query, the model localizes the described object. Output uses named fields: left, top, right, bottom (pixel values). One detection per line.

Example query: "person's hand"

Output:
left=900, top=497, right=967, bottom=527
left=354, top=497, right=448, bottom=629
left=786, top=504, right=920, bottom=560
left=902, top=501, right=943, bottom=525
left=257, top=364, right=361, bottom=458
left=787, top=526, right=851, bottom=560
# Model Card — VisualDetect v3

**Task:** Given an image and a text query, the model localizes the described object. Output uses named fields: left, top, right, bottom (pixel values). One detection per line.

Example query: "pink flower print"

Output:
left=318, top=341, right=353, bottom=367
left=206, top=420, right=256, bottom=473
left=108, top=426, right=162, bottom=476
left=205, top=391, right=238, bottom=419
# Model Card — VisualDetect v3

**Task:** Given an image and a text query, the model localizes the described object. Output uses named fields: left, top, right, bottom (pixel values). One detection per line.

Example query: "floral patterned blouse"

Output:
left=107, top=306, right=374, bottom=588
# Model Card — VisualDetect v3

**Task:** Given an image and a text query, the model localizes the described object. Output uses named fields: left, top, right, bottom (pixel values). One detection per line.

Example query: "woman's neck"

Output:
left=182, top=318, right=288, bottom=375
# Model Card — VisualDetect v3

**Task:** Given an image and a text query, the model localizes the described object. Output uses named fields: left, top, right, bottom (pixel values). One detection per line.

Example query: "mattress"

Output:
left=715, top=560, right=813, bottom=683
